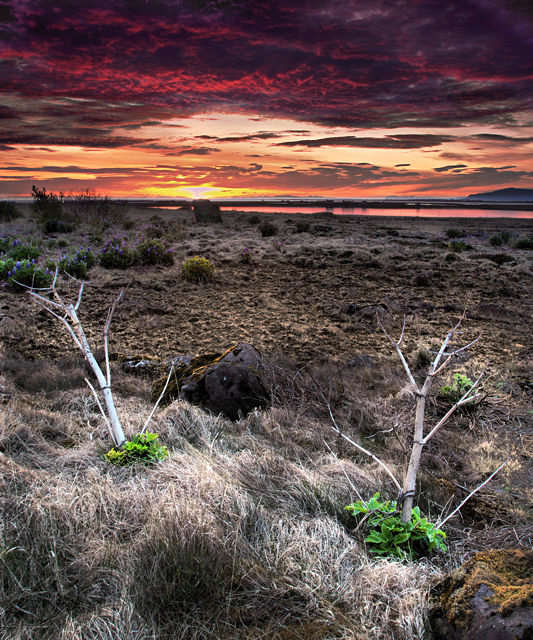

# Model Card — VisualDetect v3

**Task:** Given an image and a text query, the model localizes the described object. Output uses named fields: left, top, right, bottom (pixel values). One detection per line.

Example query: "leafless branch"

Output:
left=140, top=364, right=174, bottom=435
left=422, top=369, right=485, bottom=444
left=326, top=400, right=402, bottom=492
left=436, top=458, right=510, bottom=529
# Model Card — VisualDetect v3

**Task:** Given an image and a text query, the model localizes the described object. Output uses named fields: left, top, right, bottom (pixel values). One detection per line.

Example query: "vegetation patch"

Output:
left=100, top=237, right=135, bottom=268
left=104, top=432, right=169, bottom=466
left=136, top=238, right=174, bottom=266
left=345, top=493, right=447, bottom=560
left=4, top=259, right=53, bottom=291
left=440, top=373, right=474, bottom=403
left=0, top=201, right=20, bottom=221
left=182, top=255, right=215, bottom=282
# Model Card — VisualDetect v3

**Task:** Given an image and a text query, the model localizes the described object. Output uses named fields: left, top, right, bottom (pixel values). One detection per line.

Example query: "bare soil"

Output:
left=2, top=205, right=532, bottom=375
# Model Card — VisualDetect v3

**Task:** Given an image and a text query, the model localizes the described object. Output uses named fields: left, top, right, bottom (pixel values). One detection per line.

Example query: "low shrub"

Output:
left=104, top=432, right=169, bottom=466
left=6, top=260, right=53, bottom=291
left=259, top=221, right=278, bottom=237
left=0, top=201, right=20, bottom=221
left=445, top=228, right=465, bottom=239
left=5, top=239, right=41, bottom=261
left=182, top=255, right=215, bottom=282
left=440, top=372, right=473, bottom=403
left=0, top=257, right=16, bottom=279
left=513, top=234, right=533, bottom=249
left=489, top=234, right=503, bottom=246
left=248, top=215, right=260, bottom=225
left=31, top=185, right=74, bottom=231
left=58, top=248, right=95, bottom=279
left=136, top=238, right=174, bottom=266
left=448, top=239, right=467, bottom=252
left=345, top=493, right=446, bottom=560
left=296, top=220, right=310, bottom=233
left=100, top=237, right=134, bottom=269
left=64, top=188, right=122, bottom=226
left=43, top=219, right=76, bottom=234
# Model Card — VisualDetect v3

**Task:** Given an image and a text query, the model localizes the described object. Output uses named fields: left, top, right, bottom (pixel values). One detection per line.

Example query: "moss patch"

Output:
left=433, top=549, right=533, bottom=628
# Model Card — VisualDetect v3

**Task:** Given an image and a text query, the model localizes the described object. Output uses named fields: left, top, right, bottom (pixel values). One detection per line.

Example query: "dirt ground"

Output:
left=2, top=204, right=532, bottom=381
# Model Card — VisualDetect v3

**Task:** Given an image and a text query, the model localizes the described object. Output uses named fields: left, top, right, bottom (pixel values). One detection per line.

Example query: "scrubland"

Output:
left=0, top=202, right=531, bottom=639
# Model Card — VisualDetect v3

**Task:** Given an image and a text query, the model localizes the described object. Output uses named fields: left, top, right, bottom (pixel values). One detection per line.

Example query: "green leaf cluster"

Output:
left=104, top=432, right=169, bottom=467
left=440, top=372, right=473, bottom=403
left=345, top=493, right=446, bottom=560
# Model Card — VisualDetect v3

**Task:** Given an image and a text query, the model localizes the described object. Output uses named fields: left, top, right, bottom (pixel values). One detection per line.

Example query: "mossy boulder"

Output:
left=152, top=342, right=270, bottom=420
left=430, top=548, right=533, bottom=639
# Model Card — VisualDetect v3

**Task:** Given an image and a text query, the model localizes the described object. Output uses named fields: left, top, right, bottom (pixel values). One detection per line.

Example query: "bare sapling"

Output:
left=380, top=313, right=484, bottom=522
left=324, top=312, right=507, bottom=531
left=28, top=272, right=126, bottom=447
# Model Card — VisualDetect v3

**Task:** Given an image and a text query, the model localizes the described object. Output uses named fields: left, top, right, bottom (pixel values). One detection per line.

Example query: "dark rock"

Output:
left=192, top=199, right=222, bottom=223
left=413, top=271, right=432, bottom=287
left=152, top=342, right=270, bottom=420
left=430, top=549, right=533, bottom=640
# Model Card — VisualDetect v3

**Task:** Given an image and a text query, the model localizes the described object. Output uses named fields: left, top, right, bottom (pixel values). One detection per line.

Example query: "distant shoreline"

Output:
left=140, top=198, right=533, bottom=212
left=4, top=196, right=533, bottom=212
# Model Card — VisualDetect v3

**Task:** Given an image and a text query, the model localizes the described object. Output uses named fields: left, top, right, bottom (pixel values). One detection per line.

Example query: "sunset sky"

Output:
left=1, top=0, right=532, bottom=199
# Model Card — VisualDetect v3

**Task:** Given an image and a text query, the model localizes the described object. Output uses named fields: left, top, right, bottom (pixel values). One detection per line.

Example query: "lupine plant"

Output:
left=100, top=237, right=134, bottom=268
left=6, top=260, right=53, bottom=291
left=0, top=257, right=16, bottom=279
left=240, top=247, right=252, bottom=263
left=4, top=239, right=41, bottom=261
left=136, top=238, right=174, bottom=266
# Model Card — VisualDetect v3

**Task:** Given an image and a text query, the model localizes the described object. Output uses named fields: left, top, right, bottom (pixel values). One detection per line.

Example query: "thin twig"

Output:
left=84, top=377, right=116, bottom=444
left=437, top=458, right=510, bottom=529
left=326, top=401, right=402, bottom=492
left=104, top=290, right=123, bottom=385
left=422, top=369, right=485, bottom=444
left=140, top=364, right=174, bottom=435
left=378, top=315, right=419, bottom=392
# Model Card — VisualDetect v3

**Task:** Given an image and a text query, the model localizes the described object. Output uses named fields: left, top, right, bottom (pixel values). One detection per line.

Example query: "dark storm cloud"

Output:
left=472, top=133, right=533, bottom=143
left=0, top=94, right=178, bottom=147
left=277, top=134, right=454, bottom=149
left=175, top=147, right=219, bottom=155
left=1, top=0, right=532, bottom=138
left=434, top=164, right=468, bottom=172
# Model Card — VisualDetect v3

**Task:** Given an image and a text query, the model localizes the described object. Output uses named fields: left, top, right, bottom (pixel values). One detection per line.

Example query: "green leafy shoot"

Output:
left=345, top=493, right=447, bottom=560
left=440, top=372, right=474, bottom=403
left=104, top=432, right=169, bottom=467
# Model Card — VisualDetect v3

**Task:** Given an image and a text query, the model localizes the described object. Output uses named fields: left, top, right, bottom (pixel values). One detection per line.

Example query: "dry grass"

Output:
left=0, top=373, right=451, bottom=640
left=1, top=205, right=531, bottom=638
left=2, top=353, right=530, bottom=640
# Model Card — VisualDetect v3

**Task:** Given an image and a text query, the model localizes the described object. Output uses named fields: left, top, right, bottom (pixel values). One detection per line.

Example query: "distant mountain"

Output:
left=465, top=187, right=533, bottom=202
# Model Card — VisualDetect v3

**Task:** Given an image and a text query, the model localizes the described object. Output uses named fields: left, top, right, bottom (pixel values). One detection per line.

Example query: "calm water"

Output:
left=219, top=206, right=533, bottom=219
left=153, top=205, right=533, bottom=218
